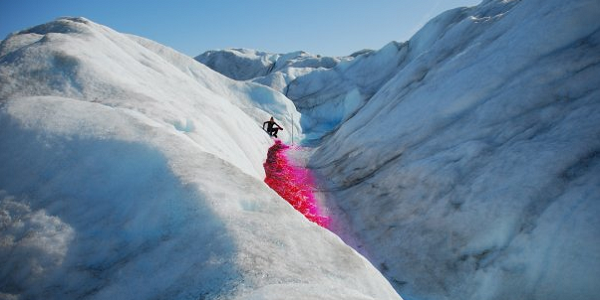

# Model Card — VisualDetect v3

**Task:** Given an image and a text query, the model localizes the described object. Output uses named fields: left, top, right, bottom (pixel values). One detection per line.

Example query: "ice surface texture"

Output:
left=0, top=17, right=401, bottom=300
left=197, top=0, right=600, bottom=299
left=306, top=0, right=600, bottom=299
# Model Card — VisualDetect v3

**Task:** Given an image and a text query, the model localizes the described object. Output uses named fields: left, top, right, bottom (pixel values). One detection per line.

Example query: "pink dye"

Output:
left=264, top=140, right=330, bottom=228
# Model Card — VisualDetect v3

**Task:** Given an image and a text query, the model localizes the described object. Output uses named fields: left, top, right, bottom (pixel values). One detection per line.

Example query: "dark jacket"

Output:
left=263, top=120, right=280, bottom=131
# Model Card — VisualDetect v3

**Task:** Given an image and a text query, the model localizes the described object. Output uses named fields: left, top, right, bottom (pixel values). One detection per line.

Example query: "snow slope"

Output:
left=196, top=48, right=372, bottom=141
left=285, top=42, right=407, bottom=141
left=303, top=0, right=600, bottom=299
left=195, top=48, right=345, bottom=82
left=0, top=18, right=401, bottom=300
left=195, top=48, right=349, bottom=94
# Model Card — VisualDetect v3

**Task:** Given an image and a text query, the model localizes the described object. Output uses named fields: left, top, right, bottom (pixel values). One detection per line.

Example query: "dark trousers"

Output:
left=268, top=128, right=280, bottom=137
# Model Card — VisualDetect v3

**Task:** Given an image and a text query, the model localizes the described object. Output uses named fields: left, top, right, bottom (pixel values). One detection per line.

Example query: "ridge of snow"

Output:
left=196, top=42, right=410, bottom=143
left=195, top=48, right=352, bottom=96
left=308, top=0, right=600, bottom=299
left=195, top=48, right=347, bottom=82
left=4, top=0, right=599, bottom=298
left=285, top=41, right=409, bottom=141
left=0, top=17, right=402, bottom=300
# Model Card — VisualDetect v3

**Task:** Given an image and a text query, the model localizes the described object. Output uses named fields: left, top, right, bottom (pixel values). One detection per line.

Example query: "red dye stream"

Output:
left=264, top=140, right=330, bottom=227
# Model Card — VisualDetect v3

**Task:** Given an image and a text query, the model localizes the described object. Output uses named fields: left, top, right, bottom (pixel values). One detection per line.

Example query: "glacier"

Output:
left=0, top=17, right=399, bottom=300
left=303, top=0, right=600, bottom=299
left=2, top=0, right=600, bottom=299
left=197, top=0, right=600, bottom=299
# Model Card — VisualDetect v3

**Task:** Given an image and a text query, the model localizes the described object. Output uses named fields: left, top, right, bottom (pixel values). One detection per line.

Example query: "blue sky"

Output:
left=0, top=0, right=481, bottom=57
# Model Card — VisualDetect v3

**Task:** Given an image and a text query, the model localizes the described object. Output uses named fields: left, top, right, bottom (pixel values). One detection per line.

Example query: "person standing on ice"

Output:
left=263, top=116, right=283, bottom=138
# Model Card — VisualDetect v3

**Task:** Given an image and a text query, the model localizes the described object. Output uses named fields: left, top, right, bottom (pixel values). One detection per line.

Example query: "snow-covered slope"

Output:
left=4, top=0, right=599, bottom=298
left=195, top=48, right=348, bottom=92
left=305, top=0, right=600, bottom=300
left=195, top=48, right=277, bottom=81
left=0, top=17, right=401, bottom=300
left=194, top=42, right=427, bottom=143
left=196, top=48, right=370, bottom=141
left=285, top=42, right=407, bottom=141
left=195, top=48, right=345, bottom=81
